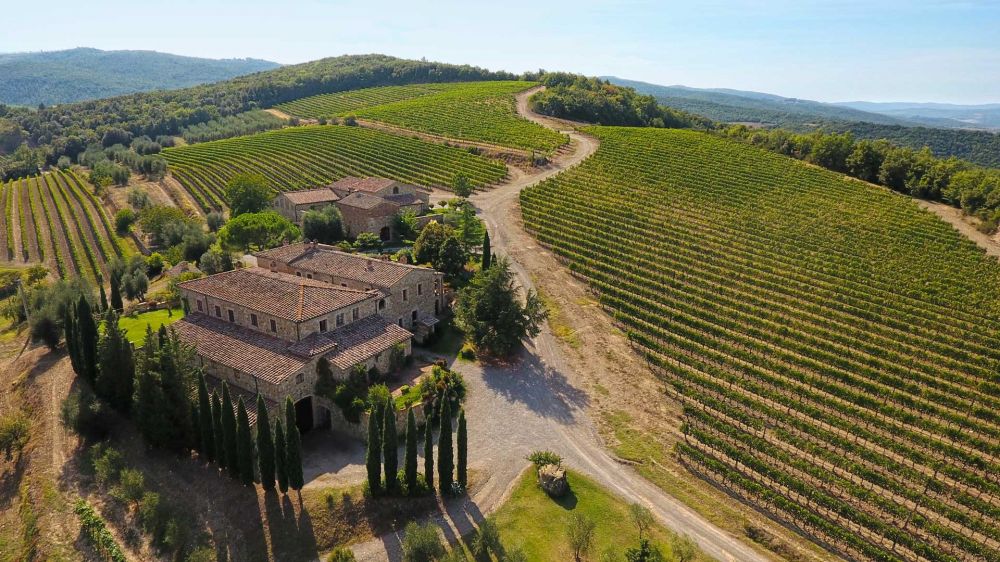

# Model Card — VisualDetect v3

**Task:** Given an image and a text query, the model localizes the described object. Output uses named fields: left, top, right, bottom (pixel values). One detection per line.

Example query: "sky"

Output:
left=2, top=0, right=998, bottom=104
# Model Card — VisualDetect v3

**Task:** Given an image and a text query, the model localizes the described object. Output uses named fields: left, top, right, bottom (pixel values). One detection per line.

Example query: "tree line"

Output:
left=0, top=54, right=520, bottom=180
left=720, top=125, right=1000, bottom=232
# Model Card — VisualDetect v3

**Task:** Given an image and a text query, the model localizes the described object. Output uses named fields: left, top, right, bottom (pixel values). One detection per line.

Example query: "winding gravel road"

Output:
left=347, top=88, right=772, bottom=562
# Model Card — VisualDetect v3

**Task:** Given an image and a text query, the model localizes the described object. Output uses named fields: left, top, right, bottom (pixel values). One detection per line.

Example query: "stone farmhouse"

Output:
left=173, top=267, right=414, bottom=431
left=271, top=176, right=431, bottom=241
left=255, top=242, right=444, bottom=342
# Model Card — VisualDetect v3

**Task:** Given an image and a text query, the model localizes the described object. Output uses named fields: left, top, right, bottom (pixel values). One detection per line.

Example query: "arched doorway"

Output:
left=294, top=396, right=314, bottom=433
left=379, top=226, right=391, bottom=241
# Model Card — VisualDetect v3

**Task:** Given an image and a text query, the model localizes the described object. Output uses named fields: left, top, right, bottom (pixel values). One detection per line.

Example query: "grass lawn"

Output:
left=489, top=468, right=706, bottom=562
left=118, top=308, right=184, bottom=344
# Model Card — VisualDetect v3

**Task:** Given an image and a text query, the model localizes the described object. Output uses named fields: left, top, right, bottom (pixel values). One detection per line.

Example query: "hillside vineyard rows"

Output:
left=520, top=128, right=1000, bottom=562
left=161, top=124, right=508, bottom=212
left=276, top=81, right=568, bottom=152
left=0, top=170, right=127, bottom=281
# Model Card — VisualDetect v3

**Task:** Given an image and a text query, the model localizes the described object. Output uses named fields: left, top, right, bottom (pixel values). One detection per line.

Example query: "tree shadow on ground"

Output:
left=263, top=490, right=319, bottom=561
left=479, top=344, right=589, bottom=424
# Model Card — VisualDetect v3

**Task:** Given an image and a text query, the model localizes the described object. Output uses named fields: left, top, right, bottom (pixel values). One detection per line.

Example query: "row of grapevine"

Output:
left=520, top=127, right=1000, bottom=562
left=162, top=124, right=508, bottom=212
left=0, top=170, right=128, bottom=281
left=276, top=81, right=568, bottom=152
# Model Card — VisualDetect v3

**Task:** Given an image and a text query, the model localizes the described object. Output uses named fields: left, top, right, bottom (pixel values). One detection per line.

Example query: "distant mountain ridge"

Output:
left=603, top=76, right=1000, bottom=168
left=0, top=47, right=280, bottom=106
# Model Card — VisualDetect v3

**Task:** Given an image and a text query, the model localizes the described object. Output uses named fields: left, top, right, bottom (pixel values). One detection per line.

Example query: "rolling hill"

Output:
left=835, top=101, right=1000, bottom=130
left=520, top=126, right=1000, bottom=562
left=0, top=47, right=279, bottom=106
left=607, top=77, right=1000, bottom=168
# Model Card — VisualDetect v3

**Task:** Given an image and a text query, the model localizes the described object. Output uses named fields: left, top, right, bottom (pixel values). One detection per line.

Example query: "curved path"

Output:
left=349, top=89, right=771, bottom=562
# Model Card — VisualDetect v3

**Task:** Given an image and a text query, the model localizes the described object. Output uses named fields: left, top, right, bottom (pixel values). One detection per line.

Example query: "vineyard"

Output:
left=520, top=127, right=1000, bottom=562
left=0, top=169, right=128, bottom=281
left=161, top=124, right=508, bottom=212
left=276, top=81, right=568, bottom=152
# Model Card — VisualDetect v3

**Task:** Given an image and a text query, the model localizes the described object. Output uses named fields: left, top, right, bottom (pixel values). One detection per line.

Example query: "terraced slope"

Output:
left=276, top=81, right=568, bottom=152
left=1, top=170, right=128, bottom=280
left=520, top=127, right=1000, bottom=562
left=161, top=124, right=508, bottom=212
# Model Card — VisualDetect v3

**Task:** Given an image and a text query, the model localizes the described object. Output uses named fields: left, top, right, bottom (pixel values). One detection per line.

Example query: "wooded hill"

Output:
left=0, top=48, right=279, bottom=106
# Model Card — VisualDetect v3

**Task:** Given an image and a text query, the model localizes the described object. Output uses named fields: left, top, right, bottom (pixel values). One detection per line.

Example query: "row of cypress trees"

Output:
left=194, top=374, right=304, bottom=493
left=366, top=394, right=467, bottom=496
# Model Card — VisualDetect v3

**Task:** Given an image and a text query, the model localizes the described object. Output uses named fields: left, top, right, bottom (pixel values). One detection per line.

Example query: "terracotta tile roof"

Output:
left=384, top=193, right=425, bottom=206
left=179, top=267, right=375, bottom=321
left=202, top=375, right=278, bottom=426
left=174, top=314, right=310, bottom=385
left=255, top=243, right=435, bottom=289
left=287, top=331, right=338, bottom=357
left=336, top=191, right=392, bottom=210
left=165, top=261, right=201, bottom=277
left=324, top=315, right=412, bottom=370
left=328, top=176, right=398, bottom=193
left=281, top=188, right=339, bottom=205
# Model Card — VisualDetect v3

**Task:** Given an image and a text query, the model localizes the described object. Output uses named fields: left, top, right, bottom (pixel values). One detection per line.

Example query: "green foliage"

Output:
left=624, top=539, right=664, bottom=562
left=366, top=404, right=382, bottom=494
left=221, top=383, right=238, bottom=475
left=437, top=398, right=454, bottom=494
left=219, top=210, right=300, bottom=251
left=236, top=397, right=255, bottom=486
left=132, top=326, right=197, bottom=451
left=382, top=396, right=399, bottom=492
left=256, top=395, right=275, bottom=490
left=437, top=235, right=468, bottom=279
left=566, top=513, right=597, bottom=562
left=531, top=74, right=709, bottom=129
left=456, top=408, right=468, bottom=488
left=95, top=308, right=135, bottom=413
left=211, top=392, right=224, bottom=468
left=481, top=230, right=491, bottom=271
left=302, top=204, right=345, bottom=243
left=393, top=209, right=419, bottom=241
left=452, top=173, right=473, bottom=198
left=417, top=366, right=467, bottom=426
left=326, top=548, right=357, bottom=562
left=354, top=232, right=382, bottom=251
left=404, top=409, right=418, bottom=494
left=181, top=110, right=286, bottom=143
left=401, top=521, right=446, bottom=562
left=471, top=516, right=502, bottom=560
left=76, top=295, right=99, bottom=383
left=284, top=396, right=304, bottom=490
left=61, top=386, right=113, bottom=440
left=114, top=208, right=135, bottom=234
left=274, top=419, right=289, bottom=494
left=224, top=173, right=273, bottom=217
left=424, top=415, right=434, bottom=492
left=197, top=373, right=214, bottom=463
left=413, top=221, right=452, bottom=266
left=279, top=81, right=566, bottom=152
left=0, top=410, right=29, bottom=461
left=527, top=450, right=563, bottom=469
left=75, top=500, right=128, bottom=562
left=454, top=256, right=547, bottom=356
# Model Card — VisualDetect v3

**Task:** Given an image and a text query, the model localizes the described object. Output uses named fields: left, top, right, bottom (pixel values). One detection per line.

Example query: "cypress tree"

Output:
left=221, top=383, right=238, bottom=477
left=109, top=272, right=123, bottom=312
left=404, top=409, right=418, bottom=494
left=481, top=230, right=492, bottom=270
left=366, top=407, right=382, bottom=494
left=274, top=419, right=289, bottom=494
left=64, top=305, right=80, bottom=375
left=284, top=397, right=304, bottom=491
left=95, top=309, right=135, bottom=413
left=211, top=392, right=224, bottom=467
left=198, top=374, right=214, bottom=462
left=457, top=408, right=468, bottom=488
left=423, top=418, right=434, bottom=491
left=236, top=397, right=254, bottom=486
left=256, top=395, right=275, bottom=491
left=190, top=405, right=201, bottom=454
left=437, top=398, right=453, bottom=494
left=76, top=295, right=98, bottom=384
left=382, top=396, right=398, bottom=493
left=98, top=283, right=108, bottom=313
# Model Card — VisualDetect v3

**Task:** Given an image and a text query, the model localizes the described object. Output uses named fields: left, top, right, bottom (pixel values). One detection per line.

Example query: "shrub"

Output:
left=0, top=411, right=30, bottom=461
left=458, top=343, right=476, bottom=361
left=401, top=521, right=445, bottom=562
left=527, top=450, right=563, bottom=469
left=471, top=516, right=501, bottom=560
left=206, top=211, right=225, bottom=232
left=328, top=548, right=357, bottom=562
left=354, top=232, right=382, bottom=251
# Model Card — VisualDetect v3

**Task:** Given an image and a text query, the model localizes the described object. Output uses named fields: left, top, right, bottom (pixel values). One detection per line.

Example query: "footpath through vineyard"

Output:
left=349, top=89, right=787, bottom=562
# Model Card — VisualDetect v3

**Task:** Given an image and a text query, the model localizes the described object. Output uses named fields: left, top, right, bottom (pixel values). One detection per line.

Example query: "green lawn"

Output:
left=118, top=308, right=184, bottom=344
left=490, top=468, right=706, bottom=561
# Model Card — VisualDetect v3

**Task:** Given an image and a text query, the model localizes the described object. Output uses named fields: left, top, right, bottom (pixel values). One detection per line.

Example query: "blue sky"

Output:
left=3, top=0, right=998, bottom=104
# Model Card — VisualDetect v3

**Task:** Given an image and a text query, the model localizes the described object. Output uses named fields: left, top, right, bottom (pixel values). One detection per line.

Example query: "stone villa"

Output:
left=173, top=246, right=445, bottom=430
left=272, top=177, right=431, bottom=241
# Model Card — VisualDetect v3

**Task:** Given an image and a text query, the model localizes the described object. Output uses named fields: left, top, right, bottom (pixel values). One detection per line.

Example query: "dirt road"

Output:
left=349, top=89, right=772, bottom=562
